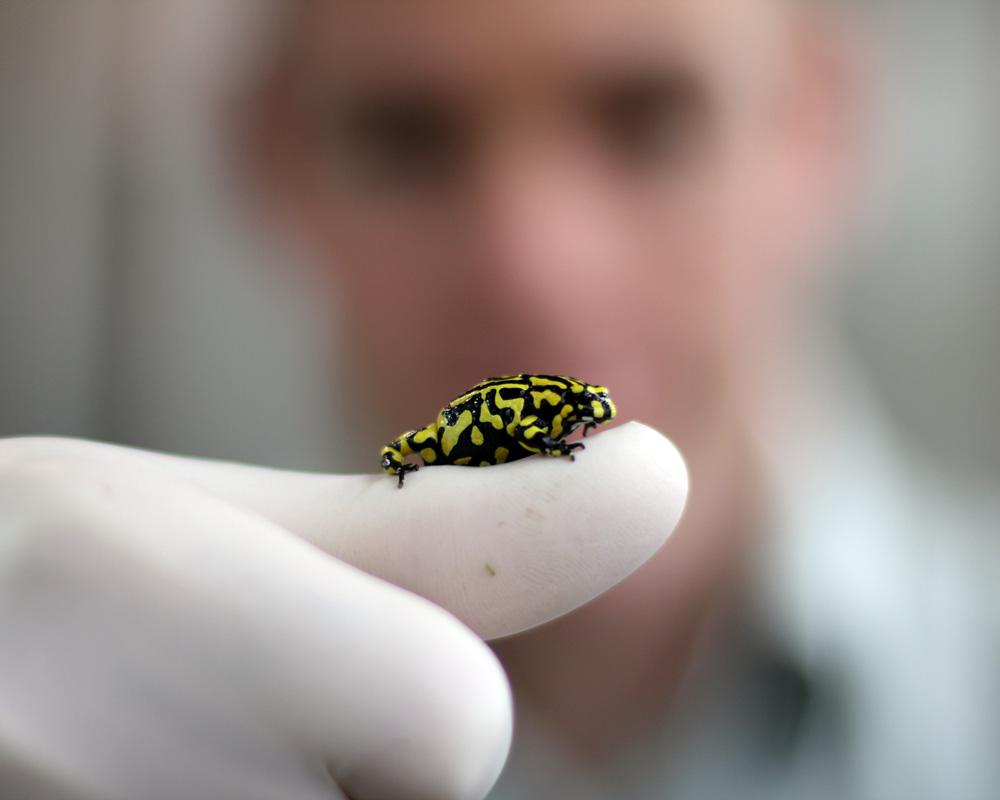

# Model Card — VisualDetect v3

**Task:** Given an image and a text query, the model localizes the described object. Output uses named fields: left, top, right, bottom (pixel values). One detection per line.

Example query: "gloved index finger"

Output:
left=14, top=422, right=685, bottom=639
left=333, top=422, right=686, bottom=639
left=156, top=421, right=687, bottom=640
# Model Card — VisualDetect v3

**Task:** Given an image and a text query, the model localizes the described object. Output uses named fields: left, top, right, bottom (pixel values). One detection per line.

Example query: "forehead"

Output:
left=288, top=0, right=790, bottom=96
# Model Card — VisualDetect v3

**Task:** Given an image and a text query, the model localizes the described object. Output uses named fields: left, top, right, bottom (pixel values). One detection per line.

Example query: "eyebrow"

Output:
left=581, top=64, right=711, bottom=111
left=337, top=84, right=467, bottom=144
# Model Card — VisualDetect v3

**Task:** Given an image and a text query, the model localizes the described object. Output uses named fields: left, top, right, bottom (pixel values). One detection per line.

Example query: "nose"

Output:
left=470, top=136, right=625, bottom=303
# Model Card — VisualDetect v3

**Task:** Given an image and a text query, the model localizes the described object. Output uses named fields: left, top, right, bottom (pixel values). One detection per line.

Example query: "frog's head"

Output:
left=571, top=381, right=616, bottom=429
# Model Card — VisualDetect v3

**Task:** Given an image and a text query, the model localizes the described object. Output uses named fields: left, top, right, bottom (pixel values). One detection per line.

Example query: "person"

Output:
left=247, top=0, right=1000, bottom=797
left=0, top=2, right=995, bottom=800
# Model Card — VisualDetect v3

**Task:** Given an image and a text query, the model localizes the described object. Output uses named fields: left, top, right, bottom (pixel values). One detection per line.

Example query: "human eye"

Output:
left=339, top=89, right=466, bottom=188
left=587, top=69, right=711, bottom=170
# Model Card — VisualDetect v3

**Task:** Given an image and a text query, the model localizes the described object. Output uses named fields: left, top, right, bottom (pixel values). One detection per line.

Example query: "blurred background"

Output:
left=0, top=0, right=997, bottom=477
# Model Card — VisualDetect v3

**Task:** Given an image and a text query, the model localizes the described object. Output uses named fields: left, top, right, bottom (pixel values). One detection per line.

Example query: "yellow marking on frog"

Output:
left=592, top=399, right=607, bottom=418
left=440, top=409, right=473, bottom=456
left=522, top=424, right=544, bottom=440
left=420, top=448, right=437, bottom=463
left=413, top=428, right=438, bottom=444
left=494, top=446, right=509, bottom=463
left=471, top=426, right=484, bottom=446
left=531, top=389, right=562, bottom=408
left=530, top=376, right=567, bottom=387
left=480, top=402, right=504, bottom=429
left=550, top=415, right=565, bottom=440
left=479, top=460, right=491, bottom=466
left=494, top=392, right=525, bottom=433
left=454, top=456, right=472, bottom=466
left=551, top=403, right=577, bottom=440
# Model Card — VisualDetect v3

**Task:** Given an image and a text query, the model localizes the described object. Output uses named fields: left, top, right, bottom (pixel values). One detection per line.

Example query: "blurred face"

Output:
left=265, top=0, right=839, bottom=447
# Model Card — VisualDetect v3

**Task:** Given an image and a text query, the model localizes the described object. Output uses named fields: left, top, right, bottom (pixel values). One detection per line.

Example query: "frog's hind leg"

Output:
left=381, top=426, right=441, bottom=488
left=380, top=429, right=420, bottom=487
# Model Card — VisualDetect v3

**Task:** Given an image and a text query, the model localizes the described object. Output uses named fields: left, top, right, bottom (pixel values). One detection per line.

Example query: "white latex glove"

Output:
left=0, top=422, right=686, bottom=800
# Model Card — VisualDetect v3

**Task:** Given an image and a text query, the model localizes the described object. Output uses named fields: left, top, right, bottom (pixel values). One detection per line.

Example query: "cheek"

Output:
left=315, top=200, right=501, bottom=423
left=592, top=161, right=790, bottom=414
left=321, top=201, right=454, bottom=324
left=631, top=156, right=792, bottom=349
left=623, top=187, right=742, bottom=345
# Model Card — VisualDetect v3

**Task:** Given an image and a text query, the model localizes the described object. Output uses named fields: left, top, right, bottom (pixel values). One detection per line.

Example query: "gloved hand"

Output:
left=0, top=422, right=686, bottom=800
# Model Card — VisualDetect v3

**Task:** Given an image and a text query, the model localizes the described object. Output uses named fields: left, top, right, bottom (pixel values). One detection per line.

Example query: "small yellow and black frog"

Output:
left=380, top=374, right=616, bottom=487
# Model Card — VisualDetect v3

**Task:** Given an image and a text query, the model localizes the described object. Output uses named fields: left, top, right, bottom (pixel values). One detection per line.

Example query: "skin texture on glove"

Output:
left=0, top=423, right=685, bottom=800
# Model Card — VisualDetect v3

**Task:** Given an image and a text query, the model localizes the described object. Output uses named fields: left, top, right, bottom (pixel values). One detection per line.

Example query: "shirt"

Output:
left=487, top=386, right=1000, bottom=799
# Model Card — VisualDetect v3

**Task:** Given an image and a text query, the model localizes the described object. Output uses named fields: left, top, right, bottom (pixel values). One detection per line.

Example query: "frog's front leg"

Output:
left=514, top=417, right=585, bottom=460
left=539, top=434, right=585, bottom=460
